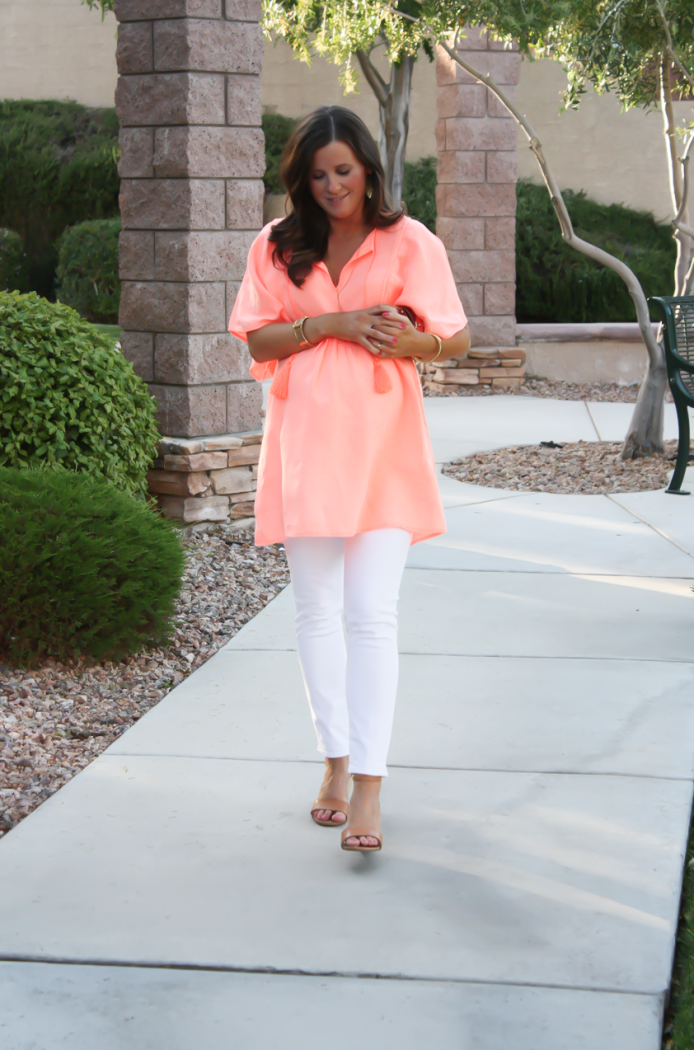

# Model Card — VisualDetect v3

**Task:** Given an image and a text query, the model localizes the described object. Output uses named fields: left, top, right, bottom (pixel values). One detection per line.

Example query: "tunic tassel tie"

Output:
left=373, top=357, right=392, bottom=393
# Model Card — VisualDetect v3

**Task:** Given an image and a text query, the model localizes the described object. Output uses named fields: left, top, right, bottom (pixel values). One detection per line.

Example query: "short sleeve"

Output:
left=395, top=219, right=468, bottom=339
left=229, top=223, right=289, bottom=382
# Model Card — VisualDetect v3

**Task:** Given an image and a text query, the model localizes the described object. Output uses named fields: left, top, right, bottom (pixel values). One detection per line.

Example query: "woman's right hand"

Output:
left=306, top=306, right=402, bottom=355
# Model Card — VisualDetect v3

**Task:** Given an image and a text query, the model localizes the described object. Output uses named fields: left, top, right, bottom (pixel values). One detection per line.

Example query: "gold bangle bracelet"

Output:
left=414, top=333, right=443, bottom=363
left=293, top=315, right=316, bottom=349
left=429, top=333, right=443, bottom=362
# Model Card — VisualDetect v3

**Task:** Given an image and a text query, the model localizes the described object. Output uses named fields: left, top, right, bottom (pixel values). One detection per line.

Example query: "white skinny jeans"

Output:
left=284, top=529, right=412, bottom=777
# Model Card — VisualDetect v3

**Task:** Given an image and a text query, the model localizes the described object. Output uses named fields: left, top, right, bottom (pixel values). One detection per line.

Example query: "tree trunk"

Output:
left=661, top=57, right=693, bottom=295
left=378, top=56, right=414, bottom=203
left=621, top=351, right=668, bottom=459
left=356, top=50, right=414, bottom=203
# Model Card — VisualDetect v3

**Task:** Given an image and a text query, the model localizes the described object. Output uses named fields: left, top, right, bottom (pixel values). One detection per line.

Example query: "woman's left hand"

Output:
left=366, top=306, right=430, bottom=360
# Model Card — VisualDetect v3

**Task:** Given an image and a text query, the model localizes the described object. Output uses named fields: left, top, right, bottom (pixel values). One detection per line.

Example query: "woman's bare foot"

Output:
left=313, top=756, right=350, bottom=824
left=343, top=774, right=381, bottom=848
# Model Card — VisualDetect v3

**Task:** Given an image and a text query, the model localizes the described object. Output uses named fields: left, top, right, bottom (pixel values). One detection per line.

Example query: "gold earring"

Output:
left=366, top=182, right=373, bottom=199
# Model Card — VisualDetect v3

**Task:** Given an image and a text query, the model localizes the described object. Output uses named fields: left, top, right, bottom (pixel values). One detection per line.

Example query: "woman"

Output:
left=229, top=106, right=470, bottom=853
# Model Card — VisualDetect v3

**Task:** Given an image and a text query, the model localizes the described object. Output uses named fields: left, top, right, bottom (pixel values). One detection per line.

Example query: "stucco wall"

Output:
left=0, top=0, right=118, bottom=108
left=0, top=1, right=690, bottom=222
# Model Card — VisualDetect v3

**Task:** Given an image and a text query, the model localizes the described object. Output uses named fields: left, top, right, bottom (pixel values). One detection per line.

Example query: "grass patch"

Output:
left=93, top=323, right=121, bottom=342
left=663, top=804, right=694, bottom=1048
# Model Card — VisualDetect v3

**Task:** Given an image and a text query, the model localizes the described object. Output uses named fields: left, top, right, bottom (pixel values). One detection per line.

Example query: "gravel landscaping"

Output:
left=425, top=376, right=674, bottom=403
left=0, top=526, right=289, bottom=838
left=443, top=439, right=681, bottom=495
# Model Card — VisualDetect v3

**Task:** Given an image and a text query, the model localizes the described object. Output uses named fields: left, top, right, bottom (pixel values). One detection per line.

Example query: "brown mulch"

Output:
left=424, top=377, right=674, bottom=403
left=0, top=525, right=289, bottom=838
left=443, top=439, right=681, bottom=495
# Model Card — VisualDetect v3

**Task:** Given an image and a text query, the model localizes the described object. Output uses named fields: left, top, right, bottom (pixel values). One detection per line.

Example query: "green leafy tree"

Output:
left=263, top=0, right=430, bottom=202
left=533, top=1, right=694, bottom=298
left=262, top=0, right=560, bottom=203
left=507, top=0, right=694, bottom=456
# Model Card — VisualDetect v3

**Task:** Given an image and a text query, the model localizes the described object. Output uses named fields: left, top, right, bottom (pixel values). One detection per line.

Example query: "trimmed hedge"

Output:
left=0, top=292, right=159, bottom=498
left=0, top=100, right=120, bottom=299
left=403, top=155, right=437, bottom=232
left=262, top=111, right=297, bottom=194
left=0, top=467, right=184, bottom=667
left=516, top=178, right=676, bottom=323
left=56, top=217, right=121, bottom=324
left=0, top=228, right=29, bottom=293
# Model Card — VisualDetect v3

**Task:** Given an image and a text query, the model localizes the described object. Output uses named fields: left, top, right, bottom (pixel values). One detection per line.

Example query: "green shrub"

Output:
left=403, top=155, right=437, bottom=232
left=0, top=467, right=184, bottom=667
left=0, top=228, right=29, bottom=293
left=516, top=179, right=676, bottom=323
left=262, top=111, right=297, bottom=194
left=0, top=291, right=159, bottom=498
left=56, top=217, right=121, bottom=323
left=0, top=100, right=120, bottom=299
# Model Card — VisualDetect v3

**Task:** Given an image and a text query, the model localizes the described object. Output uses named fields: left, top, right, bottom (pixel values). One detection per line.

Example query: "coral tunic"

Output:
left=229, top=215, right=467, bottom=547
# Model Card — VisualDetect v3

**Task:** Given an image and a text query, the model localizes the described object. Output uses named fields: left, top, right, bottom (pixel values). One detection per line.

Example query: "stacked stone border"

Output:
left=149, top=429, right=262, bottom=524
left=418, top=347, right=526, bottom=393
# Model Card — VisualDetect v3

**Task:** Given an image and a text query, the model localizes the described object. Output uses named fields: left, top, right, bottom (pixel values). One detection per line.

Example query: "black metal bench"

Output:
left=649, top=295, right=694, bottom=494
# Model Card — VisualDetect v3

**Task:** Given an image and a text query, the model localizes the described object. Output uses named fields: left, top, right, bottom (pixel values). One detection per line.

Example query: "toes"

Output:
left=331, top=811, right=347, bottom=824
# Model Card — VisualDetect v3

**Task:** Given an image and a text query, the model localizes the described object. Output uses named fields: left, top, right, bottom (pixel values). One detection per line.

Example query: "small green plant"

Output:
left=56, top=217, right=121, bottom=323
left=403, top=156, right=437, bottom=233
left=0, top=291, right=159, bottom=498
left=516, top=179, right=676, bottom=324
left=0, top=467, right=184, bottom=667
left=262, top=111, right=298, bottom=194
left=0, top=228, right=29, bottom=293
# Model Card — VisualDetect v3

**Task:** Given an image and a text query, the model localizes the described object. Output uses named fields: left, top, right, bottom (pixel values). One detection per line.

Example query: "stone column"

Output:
left=435, top=28, right=519, bottom=349
left=114, top=0, right=265, bottom=440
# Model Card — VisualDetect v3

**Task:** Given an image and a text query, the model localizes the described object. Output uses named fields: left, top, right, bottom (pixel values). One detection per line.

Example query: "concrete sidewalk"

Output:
left=1, top=396, right=694, bottom=1049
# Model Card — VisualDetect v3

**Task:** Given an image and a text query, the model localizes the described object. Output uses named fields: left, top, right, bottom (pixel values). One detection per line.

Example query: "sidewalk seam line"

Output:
left=100, top=753, right=694, bottom=781
left=607, top=493, right=694, bottom=562
left=0, top=954, right=664, bottom=996
left=224, top=648, right=694, bottom=664
left=584, top=401, right=604, bottom=440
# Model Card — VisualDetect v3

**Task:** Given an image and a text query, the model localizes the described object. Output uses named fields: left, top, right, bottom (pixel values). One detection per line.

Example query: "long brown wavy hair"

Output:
left=269, top=106, right=404, bottom=287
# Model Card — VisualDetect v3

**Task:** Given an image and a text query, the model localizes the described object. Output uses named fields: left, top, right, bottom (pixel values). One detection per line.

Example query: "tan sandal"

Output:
left=341, top=826, right=383, bottom=852
left=311, top=797, right=349, bottom=827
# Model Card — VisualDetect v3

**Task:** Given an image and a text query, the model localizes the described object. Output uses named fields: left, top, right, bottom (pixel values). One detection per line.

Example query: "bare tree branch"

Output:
left=674, top=135, right=693, bottom=226
left=355, top=50, right=390, bottom=106
left=654, top=0, right=694, bottom=96
left=658, top=52, right=693, bottom=292
left=673, top=133, right=694, bottom=239
left=435, top=36, right=661, bottom=363
left=660, top=55, right=684, bottom=212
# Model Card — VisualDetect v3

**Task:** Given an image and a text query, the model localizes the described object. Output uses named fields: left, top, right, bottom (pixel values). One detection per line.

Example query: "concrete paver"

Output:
left=225, top=570, right=694, bottom=661
left=407, top=492, right=694, bottom=576
left=108, top=650, right=694, bottom=779
left=1, top=396, right=693, bottom=1047
left=585, top=402, right=685, bottom=443
left=0, top=758, right=688, bottom=993
left=0, top=962, right=664, bottom=1050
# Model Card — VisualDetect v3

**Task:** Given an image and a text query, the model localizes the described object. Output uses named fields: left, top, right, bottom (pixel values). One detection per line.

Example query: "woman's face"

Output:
left=309, top=140, right=370, bottom=222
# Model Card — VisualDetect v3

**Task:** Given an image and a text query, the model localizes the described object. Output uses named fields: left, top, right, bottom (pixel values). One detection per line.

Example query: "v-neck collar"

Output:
left=317, top=227, right=377, bottom=289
